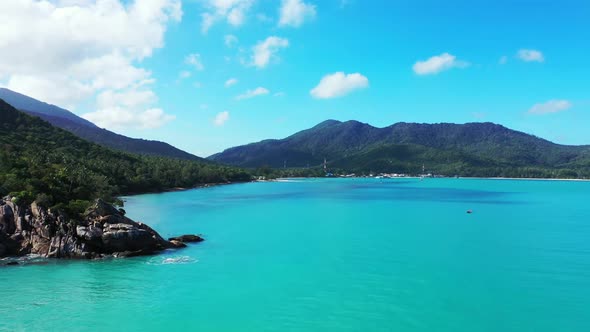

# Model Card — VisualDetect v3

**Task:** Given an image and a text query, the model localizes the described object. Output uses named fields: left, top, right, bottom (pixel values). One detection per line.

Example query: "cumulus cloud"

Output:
left=0, top=0, right=181, bottom=129
left=5, top=75, right=94, bottom=110
left=224, top=34, right=238, bottom=47
left=225, top=78, right=238, bottom=87
left=84, top=107, right=175, bottom=129
left=179, top=71, right=191, bottom=79
left=340, top=0, right=352, bottom=7
left=200, top=0, right=253, bottom=34
left=251, top=36, right=289, bottom=68
left=201, top=13, right=216, bottom=33
left=310, top=72, right=368, bottom=99
left=528, top=100, right=572, bottom=115
left=236, top=87, right=269, bottom=100
left=278, top=0, right=316, bottom=27
left=96, top=89, right=157, bottom=110
left=517, top=49, right=544, bottom=62
left=412, top=53, right=469, bottom=75
left=185, top=53, right=204, bottom=71
left=214, top=111, right=230, bottom=126
left=256, top=13, right=273, bottom=23
left=82, top=88, right=174, bottom=129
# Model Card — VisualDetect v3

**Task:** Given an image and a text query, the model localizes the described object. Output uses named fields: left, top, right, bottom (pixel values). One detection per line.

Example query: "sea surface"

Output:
left=1, top=178, right=590, bottom=331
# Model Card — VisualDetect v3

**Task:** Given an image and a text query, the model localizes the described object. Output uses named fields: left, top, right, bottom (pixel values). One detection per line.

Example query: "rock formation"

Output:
left=169, top=234, right=205, bottom=243
left=0, top=197, right=202, bottom=261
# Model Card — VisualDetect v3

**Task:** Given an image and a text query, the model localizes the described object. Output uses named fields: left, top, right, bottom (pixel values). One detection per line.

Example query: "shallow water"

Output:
left=2, top=178, right=590, bottom=331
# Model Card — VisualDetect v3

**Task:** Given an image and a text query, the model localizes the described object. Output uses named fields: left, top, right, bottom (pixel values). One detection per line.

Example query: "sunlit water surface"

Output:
left=2, top=178, right=590, bottom=331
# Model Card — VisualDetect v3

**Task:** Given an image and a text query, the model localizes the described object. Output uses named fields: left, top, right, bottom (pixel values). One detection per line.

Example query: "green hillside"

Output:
left=0, top=99, right=251, bottom=215
left=0, top=88, right=203, bottom=161
left=210, top=120, right=590, bottom=178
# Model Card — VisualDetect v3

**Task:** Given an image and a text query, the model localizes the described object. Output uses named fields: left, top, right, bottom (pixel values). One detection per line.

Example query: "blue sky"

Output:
left=1, top=0, right=589, bottom=157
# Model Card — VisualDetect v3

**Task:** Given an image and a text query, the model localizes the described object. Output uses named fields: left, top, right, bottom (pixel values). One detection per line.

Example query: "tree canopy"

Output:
left=0, top=99, right=251, bottom=216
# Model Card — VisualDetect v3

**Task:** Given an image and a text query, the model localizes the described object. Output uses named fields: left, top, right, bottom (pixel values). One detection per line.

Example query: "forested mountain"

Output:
left=210, top=120, right=590, bottom=178
left=0, top=99, right=250, bottom=215
left=0, top=88, right=201, bottom=160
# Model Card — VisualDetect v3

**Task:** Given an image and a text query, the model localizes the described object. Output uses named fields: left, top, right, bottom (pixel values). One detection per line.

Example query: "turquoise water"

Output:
left=2, top=178, right=590, bottom=331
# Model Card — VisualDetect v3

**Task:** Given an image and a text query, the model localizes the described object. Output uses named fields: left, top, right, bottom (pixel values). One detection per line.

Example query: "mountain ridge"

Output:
left=209, top=119, right=590, bottom=177
left=0, top=98, right=250, bottom=214
left=0, top=88, right=202, bottom=161
left=0, top=87, right=96, bottom=128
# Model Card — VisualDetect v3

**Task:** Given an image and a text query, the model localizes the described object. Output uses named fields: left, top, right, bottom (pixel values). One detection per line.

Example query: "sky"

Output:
left=0, top=0, right=589, bottom=157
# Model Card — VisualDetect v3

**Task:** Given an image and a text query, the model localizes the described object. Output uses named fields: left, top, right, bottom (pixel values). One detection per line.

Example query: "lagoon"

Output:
left=1, top=178, right=590, bottom=331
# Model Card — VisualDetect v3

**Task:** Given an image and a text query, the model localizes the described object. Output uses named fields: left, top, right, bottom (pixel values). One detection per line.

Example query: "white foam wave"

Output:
left=148, top=256, right=197, bottom=265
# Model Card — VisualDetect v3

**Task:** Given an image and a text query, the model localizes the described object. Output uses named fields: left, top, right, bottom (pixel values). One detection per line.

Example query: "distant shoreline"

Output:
left=464, top=176, right=590, bottom=182
left=275, top=176, right=590, bottom=182
left=123, top=175, right=590, bottom=199
left=122, top=180, right=249, bottom=197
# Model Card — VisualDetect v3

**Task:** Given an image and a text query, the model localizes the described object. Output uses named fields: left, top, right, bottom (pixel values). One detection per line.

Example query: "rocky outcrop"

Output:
left=169, top=234, right=204, bottom=243
left=0, top=197, right=203, bottom=261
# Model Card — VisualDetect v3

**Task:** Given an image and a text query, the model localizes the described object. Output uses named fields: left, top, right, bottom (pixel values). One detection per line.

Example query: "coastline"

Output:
left=122, top=180, right=253, bottom=196
left=121, top=174, right=590, bottom=200
left=0, top=198, right=202, bottom=264
left=461, top=176, right=590, bottom=182
left=274, top=176, right=590, bottom=182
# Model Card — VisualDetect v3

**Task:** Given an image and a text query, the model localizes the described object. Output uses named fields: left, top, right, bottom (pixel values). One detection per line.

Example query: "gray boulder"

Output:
left=0, top=204, right=15, bottom=234
left=0, top=198, right=203, bottom=259
left=168, top=234, right=204, bottom=243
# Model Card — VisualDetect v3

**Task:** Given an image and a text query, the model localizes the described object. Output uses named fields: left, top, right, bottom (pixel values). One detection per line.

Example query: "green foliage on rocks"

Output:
left=0, top=99, right=252, bottom=216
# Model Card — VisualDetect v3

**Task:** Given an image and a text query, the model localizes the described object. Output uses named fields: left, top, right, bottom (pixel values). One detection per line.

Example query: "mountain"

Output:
left=0, top=98, right=250, bottom=215
left=209, top=120, right=590, bottom=178
left=0, top=88, right=202, bottom=160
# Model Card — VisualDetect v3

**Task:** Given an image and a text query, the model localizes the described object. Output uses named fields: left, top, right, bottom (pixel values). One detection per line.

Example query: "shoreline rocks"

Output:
left=169, top=234, right=204, bottom=243
left=0, top=197, right=203, bottom=263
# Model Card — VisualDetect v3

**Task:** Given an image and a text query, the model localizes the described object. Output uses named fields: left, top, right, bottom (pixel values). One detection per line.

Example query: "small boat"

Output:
left=466, top=210, right=473, bottom=214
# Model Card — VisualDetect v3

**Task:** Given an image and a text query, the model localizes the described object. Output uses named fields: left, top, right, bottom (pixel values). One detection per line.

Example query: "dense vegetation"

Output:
left=0, top=88, right=202, bottom=160
left=210, top=120, right=590, bottom=178
left=0, top=99, right=251, bottom=216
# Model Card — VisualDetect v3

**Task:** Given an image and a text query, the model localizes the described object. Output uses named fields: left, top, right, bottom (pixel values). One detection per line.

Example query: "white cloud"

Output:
left=5, top=75, right=94, bottom=110
left=413, top=53, right=469, bottom=75
left=185, top=53, right=204, bottom=71
left=256, top=13, right=273, bottom=23
left=472, top=112, right=487, bottom=120
left=96, top=89, right=157, bottom=110
left=499, top=56, right=508, bottom=65
left=228, top=7, right=245, bottom=25
left=82, top=107, right=176, bottom=129
left=310, top=72, right=368, bottom=99
left=200, top=0, right=253, bottom=34
left=225, top=78, right=239, bottom=87
left=224, top=34, right=238, bottom=47
left=251, top=36, right=289, bottom=68
left=236, top=87, right=269, bottom=100
left=84, top=107, right=175, bottom=130
left=179, top=70, right=191, bottom=79
left=214, top=111, right=230, bottom=126
left=528, top=100, right=572, bottom=115
left=0, top=0, right=181, bottom=129
left=340, top=0, right=353, bottom=7
left=517, top=49, right=544, bottom=62
left=201, top=13, right=216, bottom=33
left=278, top=0, right=316, bottom=27
left=83, top=88, right=174, bottom=129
